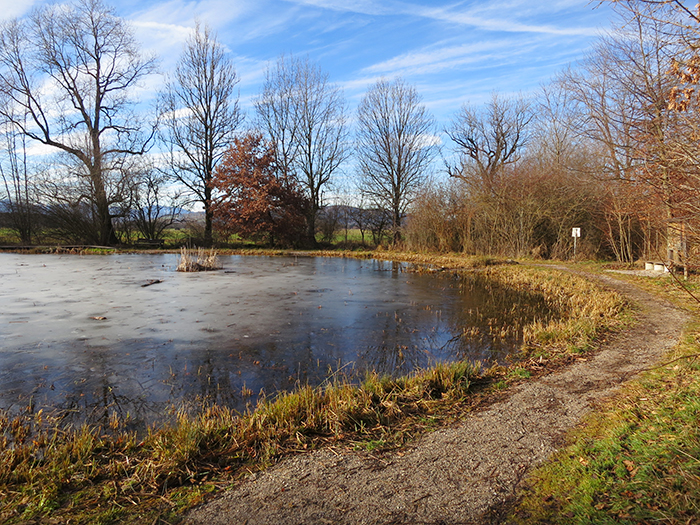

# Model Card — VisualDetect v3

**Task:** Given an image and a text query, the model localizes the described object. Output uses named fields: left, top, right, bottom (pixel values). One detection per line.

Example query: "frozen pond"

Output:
left=0, top=253, right=552, bottom=428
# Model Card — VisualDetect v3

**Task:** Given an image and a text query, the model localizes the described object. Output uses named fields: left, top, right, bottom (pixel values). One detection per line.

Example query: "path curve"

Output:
left=183, top=271, right=690, bottom=525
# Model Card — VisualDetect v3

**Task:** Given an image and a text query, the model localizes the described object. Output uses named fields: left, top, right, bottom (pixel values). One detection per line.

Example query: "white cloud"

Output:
left=131, top=0, right=252, bottom=29
left=281, top=0, right=396, bottom=16
left=362, top=39, right=532, bottom=77
left=410, top=3, right=601, bottom=37
left=132, top=20, right=191, bottom=51
left=283, top=0, right=604, bottom=36
left=0, top=0, right=35, bottom=20
left=25, top=141, right=56, bottom=157
left=418, top=133, right=442, bottom=148
left=128, top=0, right=254, bottom=60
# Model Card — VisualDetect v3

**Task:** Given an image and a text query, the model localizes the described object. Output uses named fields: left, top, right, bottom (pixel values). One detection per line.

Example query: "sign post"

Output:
left=572, top=227, right=581, bottom=258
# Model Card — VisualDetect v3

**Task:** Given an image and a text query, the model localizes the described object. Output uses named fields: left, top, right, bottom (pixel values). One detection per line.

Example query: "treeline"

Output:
left=1, top=0, right=700, bottom=266
left=405, top=0, right=700, bottom=266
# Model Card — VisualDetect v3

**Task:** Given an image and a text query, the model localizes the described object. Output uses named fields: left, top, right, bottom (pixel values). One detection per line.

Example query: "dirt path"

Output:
left=183, top=271, right=690, bottom=525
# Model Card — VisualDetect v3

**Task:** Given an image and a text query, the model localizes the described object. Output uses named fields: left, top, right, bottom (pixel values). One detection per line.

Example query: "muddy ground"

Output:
left=183, top=271, right=690, bottom=525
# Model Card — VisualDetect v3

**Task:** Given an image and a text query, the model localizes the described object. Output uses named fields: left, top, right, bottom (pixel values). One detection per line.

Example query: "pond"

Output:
left=0, top=253, right=553, bottom=428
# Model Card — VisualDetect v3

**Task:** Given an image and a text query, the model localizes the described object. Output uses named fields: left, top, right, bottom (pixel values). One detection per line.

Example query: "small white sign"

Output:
left=572, top=227, right=581, bottom=238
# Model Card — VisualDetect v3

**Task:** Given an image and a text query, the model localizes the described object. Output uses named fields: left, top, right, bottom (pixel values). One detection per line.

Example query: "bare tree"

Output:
left=0, top=0, right=156, bottom=245
left=160, top=22, right=242, bottom=246
left=446, top=93, right=532, bottom=193
left=32, top=151, right=138, bottom=244
left=130, top=161, right=183, bottom=241
left=0, top=109, right=34, bottom=243
left=445, top=94, right=533, bottom=255
left=356, top=78, right=437, bottom=243
left=557, top=5, right=685, bottom=262
left=255, top=55, right=348, bottom=246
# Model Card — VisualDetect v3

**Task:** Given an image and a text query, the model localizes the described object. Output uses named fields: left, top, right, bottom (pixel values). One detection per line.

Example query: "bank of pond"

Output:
left=0, top=254, right=627, bottom=524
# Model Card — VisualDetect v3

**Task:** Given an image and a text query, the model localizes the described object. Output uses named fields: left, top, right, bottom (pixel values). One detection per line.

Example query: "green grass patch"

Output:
left=508, top=367, right=532, bottom=380
left=0, top=228, right=21, bottom=244
left=512, top=323, right=700, bottom=525
left=353, top=439, right=387, bottom=452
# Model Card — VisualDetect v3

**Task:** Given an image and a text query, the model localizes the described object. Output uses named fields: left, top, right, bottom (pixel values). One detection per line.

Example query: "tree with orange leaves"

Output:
left=212, top=133, right=308, bottom=246
left=606, top=0, right=700, bottom=269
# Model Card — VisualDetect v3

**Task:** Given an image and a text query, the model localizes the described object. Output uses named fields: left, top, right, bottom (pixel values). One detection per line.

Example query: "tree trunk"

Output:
left=92, top=164, right=118, bottom=246
left=392, top=206, right=402, bottom=245
left=204, top=185, right=213, bottom=246
left=306, top=207, right=318, bottom=247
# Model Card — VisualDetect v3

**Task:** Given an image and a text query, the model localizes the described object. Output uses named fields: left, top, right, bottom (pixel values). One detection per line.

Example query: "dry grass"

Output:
left=207, top=248, right=510, bottom=270
left=0, top=361, right=481, bottom=524
left=488, top=266, right=629, bottom=358
left=176, top=247, right=222, bottom=272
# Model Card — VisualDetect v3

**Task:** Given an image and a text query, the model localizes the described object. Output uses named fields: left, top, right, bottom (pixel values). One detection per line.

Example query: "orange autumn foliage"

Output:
left=212, top=133, right=308, bottom=246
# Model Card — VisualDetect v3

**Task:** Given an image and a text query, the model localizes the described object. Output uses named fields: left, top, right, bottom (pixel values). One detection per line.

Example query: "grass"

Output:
left=484, top=265, right=631, bottom=360
left=510, top=268, right=700, bottom=525
left=0, top=257, right=628, bottom=524
left=0, top=361, right=482, bottom=524
left=512, top=326, right=700, bottom=524
left=0, top=228, right=21, bottom=244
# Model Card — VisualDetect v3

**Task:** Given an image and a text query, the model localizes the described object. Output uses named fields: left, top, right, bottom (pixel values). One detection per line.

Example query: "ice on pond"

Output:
left=0, top=253, right=552, bottom=428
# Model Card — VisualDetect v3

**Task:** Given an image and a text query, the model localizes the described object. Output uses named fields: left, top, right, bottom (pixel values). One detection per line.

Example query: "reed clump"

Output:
left=176, top=247, right=222, bottom=272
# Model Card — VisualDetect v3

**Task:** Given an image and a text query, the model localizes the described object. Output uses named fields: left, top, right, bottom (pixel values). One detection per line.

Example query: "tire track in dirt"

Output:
left=183, top=271, right=690, bottom=525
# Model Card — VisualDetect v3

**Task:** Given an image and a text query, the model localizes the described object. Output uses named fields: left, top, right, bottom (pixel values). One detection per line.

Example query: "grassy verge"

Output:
left=511, top=269, right=700, bottom=525
left=0, top=260, right=627, bottom=524
left=512, top=327, right=700, bottom=524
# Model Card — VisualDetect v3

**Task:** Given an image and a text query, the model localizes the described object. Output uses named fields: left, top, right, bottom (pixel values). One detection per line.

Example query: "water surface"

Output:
left=0, top=253, right=550, bottom=427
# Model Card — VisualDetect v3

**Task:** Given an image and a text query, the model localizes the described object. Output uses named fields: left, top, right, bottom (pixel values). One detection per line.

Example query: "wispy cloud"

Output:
left=131, top=0, right=254, bottom=29
left=362, top=39, right=537, bottom=77
left=129, top=0, right=257, bottom=56
left=280, top=0, right=397, bottom=16
left=413, top=4, right=601, bottom=37
left=283, top=0, right=604, bottom=36
left=4, top=0, right=614, bottom=143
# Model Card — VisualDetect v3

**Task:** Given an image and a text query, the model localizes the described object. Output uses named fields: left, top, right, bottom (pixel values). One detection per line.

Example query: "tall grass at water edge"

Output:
left=0, top=362, right=480, bottom=524
left=0, top=264, right=627, bottom=524
left=478, top=265, right=630, bottom=360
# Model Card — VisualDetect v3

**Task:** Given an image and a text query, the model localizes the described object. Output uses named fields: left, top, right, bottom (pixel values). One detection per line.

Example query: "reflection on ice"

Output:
left=0, top=253, right=554, bottom=428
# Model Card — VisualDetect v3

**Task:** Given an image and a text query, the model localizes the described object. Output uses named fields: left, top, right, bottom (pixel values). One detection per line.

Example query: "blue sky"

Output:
left=0, top=0, right=618, bottom=130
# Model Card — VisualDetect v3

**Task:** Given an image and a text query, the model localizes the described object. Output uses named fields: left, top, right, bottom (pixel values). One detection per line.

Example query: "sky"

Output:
left=0, top=0, right=622, bottom=198
left=0, top=0, right=619, bottom=130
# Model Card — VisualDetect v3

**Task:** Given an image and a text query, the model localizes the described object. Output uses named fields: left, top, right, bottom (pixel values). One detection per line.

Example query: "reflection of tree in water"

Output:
left=60, top=384, right=156, bottom=432
left=357, top=272, right=555, bottom=375
left=455, top=272, right=555, bottom=356
left=356, top=343, right=433, bottom=376
left=1, top=262, right=561, bottom=432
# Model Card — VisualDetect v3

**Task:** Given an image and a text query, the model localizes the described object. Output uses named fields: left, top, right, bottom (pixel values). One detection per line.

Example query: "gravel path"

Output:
left=183, top=271, right=690, bottom=525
